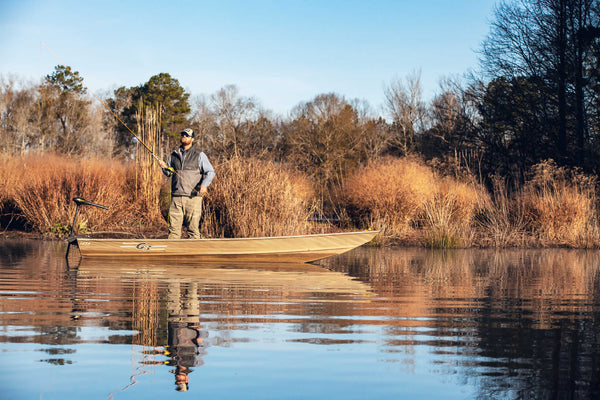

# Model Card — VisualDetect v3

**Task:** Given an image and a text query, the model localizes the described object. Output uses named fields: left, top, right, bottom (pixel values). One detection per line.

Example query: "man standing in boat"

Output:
left=159, top=128, right=216, bottom=239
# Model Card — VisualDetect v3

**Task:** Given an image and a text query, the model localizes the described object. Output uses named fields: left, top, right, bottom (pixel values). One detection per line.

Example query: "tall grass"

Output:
left=1, top=153, right=132, bottom=234
left=0, top=154, right=10, bottom=209
left=201, top=157, right=318, bottom=238
left=518, top=160, right=600, bottom=247
left=422, top=177, right=487, bottom=248
left=0, top=105, right=168, bottom=236
left=342, top=156, right=437, bottom=242
left=343, top=156, right=488, bottom=247
left=2, top=152, right=600, bottom=248
left=0, top=154, right=318, bottom=238
left=134, top=103, right=163, bottom=223
left=478, top=176, right=528, bottom=247
left=478, top=161, right=600, bottom=248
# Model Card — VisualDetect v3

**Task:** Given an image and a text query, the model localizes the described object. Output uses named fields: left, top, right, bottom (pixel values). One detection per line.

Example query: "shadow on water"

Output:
left=0, top=240, right=599, bottom=398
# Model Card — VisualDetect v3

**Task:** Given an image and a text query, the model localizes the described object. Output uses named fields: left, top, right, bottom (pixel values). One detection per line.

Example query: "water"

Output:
left=1, top=240, right=599, bottom=399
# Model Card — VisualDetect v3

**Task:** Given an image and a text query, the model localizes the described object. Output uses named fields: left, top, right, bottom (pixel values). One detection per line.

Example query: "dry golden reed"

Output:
left=478, top=177, right=529, bottom=247
left=3, top=153, right=131, bottom=234
left=1, top=99, right=166, bottom=237
left=134, top=102, right=163, bottom=222
left=343, top=156, right=437, bottom=240
left=3, top=151, right=600, bottom=249
left=421, top=177, right=489, bottom=248
left=478, top=162, right=600, bottom=248
left=343, top=156, right=488, bottom=247
left=517, top=160, right=600, bottom=247
left=0, top=153, right=316, bottom=238
left=201, top=157, right=317, bottom=238
left=0, top=153, right=10, bottom=209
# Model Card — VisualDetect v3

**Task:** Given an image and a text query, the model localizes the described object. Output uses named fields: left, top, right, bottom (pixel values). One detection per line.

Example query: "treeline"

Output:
left=2, top=1, right=600, bottom=184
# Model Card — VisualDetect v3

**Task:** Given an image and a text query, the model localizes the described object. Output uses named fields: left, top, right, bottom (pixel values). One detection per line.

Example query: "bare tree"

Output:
left=0, top=76, right=36, bottom=154
left=210, top=85, right=258, bottom=157
left=350, top=98, right=391, bottom=160
left=419, top=77, right=483, bottom=178
left=383, top=70, right=427, bottom=156
left=282, top=93, right=365, bottom=191
left=0, top=68, right=117, bottom=157
left=480, top=0, right=600, bottom=169
left=40, top=65, right=93, bottom=155
left=188, top=94, right=217, bottom=154
left=188, top=85, right=278, bottom=160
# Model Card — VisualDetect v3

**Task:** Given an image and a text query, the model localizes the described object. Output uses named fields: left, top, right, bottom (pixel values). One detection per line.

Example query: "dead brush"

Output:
left=7, top=153, right=132, bottom=235
left=343, top=156, right=486, bottom=247
left=343, top=156, right=436, bottom=242
left=478, top=177, right=528, bottom=247
left=421, top=177, right=488, bottom=248
left=518, top=161, right=600, bottom=247
left=133, top=102, right=163, bottom=223
left=201, top=157, right=318, bottom=238
left=0, top=154, right=10, bottom=210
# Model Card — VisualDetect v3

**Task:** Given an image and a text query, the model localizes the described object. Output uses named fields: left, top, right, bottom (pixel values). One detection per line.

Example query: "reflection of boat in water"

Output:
left=76, top=260, right=372, bottom=393
left=71, top=230, right=379, bottom=263
left=75, top=260, right=372, bottom=295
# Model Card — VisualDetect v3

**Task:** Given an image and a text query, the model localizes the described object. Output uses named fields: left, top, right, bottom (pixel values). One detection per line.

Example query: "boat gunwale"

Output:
left=76, top=230, right=378, bottom=242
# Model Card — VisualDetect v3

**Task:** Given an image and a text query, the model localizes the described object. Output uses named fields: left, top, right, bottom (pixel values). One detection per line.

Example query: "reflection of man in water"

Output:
left=166, top=281, right=208, bottom=392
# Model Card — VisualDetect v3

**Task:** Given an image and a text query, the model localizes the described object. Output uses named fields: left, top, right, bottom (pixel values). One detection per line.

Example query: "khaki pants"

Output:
left=168, top=196, right=203, bottom=239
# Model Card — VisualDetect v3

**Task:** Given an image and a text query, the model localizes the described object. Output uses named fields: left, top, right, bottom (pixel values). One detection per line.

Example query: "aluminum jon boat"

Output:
left=72, top=230, right=379, bottom=263
left=65, top=197, right=378, bottom=263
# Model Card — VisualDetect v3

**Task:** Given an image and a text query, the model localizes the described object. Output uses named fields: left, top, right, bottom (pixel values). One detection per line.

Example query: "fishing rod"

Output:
left=41, top=42, right=202, bottom=194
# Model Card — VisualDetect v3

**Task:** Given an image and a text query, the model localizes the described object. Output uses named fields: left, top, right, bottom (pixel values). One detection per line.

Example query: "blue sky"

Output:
left=0, top=0, right=497, bottom=115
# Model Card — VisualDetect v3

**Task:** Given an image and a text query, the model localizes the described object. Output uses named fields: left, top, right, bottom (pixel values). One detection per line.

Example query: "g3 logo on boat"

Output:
left=136, top=243, right=152, bottom=251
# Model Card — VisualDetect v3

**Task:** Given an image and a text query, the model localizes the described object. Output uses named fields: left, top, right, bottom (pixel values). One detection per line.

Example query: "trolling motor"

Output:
left=68, top=197, right=109, bottom=236
left=66, top=197, right=109, bottom=260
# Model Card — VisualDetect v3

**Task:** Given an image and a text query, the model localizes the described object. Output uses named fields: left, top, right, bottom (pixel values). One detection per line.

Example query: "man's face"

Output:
left=180, top=133, right=194, bottom=145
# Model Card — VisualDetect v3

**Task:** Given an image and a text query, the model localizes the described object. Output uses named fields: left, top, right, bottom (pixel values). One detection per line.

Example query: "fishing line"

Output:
left=41, top=42, right=201, bottom=194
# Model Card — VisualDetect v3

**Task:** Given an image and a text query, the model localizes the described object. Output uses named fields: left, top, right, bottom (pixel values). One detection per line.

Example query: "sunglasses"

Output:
left=180, top=132, right=193, bottom=138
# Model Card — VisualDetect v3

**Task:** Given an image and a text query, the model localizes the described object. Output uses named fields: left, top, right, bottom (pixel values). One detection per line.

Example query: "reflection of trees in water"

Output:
left=473, top=314, right=600, bottom=399
left=325, top=248, right=600, bottom=323
left=2, top=248, right=373, bottom=391
left=323, top=248, right=600, bottom=399
left=0, top=240, right=33, bottom=265
left=6, top=241, right=600, bottom=398
left=132, top=277, right=161, bottom=348
left=0, top=244, right=81, bottom=366
left=39, top=347, right=76, bottom=365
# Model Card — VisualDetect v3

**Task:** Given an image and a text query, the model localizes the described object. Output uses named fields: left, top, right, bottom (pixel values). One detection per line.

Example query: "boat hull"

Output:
left=75, top=230, right=378, bottom=263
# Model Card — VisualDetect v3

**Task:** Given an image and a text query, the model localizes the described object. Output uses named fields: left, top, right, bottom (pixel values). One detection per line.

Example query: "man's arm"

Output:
left=198, top=152, right=215, bottom=187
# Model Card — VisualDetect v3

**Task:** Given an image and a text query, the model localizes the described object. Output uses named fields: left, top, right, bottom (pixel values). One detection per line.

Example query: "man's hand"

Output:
left=160, top=161, right=174, bottom=177
left=199, top=185, right=208, bottom=196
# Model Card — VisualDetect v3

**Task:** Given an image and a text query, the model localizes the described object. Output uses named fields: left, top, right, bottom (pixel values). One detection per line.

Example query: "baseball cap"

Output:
left=181, top=128, right=194, bottom=138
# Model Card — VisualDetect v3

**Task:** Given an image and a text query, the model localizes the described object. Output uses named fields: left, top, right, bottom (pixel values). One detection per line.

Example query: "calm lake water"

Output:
left=1, top=240, right=599, bottom=399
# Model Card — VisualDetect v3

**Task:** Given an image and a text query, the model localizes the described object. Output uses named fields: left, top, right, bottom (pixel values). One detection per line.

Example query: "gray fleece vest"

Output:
left=170, top=147, right=204, bottom=197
